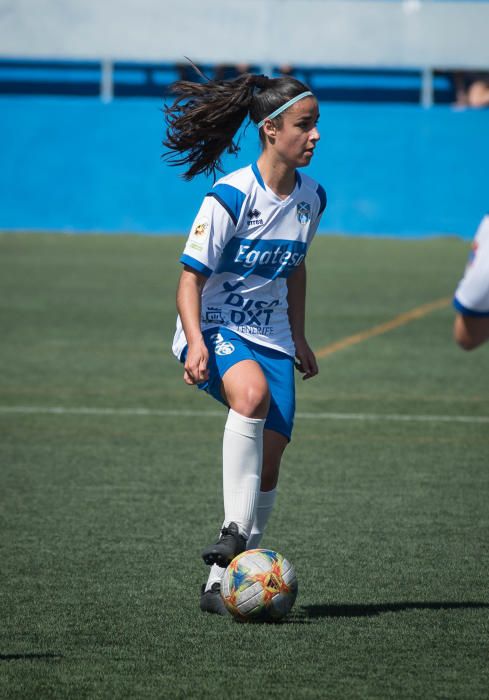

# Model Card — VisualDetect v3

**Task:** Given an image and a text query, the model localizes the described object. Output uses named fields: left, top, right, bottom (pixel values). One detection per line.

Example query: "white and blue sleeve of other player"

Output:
left=172, top=163, right=327, bottom=360
left=453, top=215, right=489, bottom=317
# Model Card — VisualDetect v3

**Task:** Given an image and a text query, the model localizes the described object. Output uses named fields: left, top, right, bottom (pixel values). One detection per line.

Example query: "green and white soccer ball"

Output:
left=221, top=548, right=298, bottom=622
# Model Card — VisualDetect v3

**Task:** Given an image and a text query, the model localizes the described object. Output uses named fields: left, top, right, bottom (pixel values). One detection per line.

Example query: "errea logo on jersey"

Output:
left=247, top=208, right=263, bottom=226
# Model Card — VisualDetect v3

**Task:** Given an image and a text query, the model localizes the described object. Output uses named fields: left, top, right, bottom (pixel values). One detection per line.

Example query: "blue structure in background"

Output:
left=0, top=95, right=487, bottom=239
left=0, top=58, right=457, bottom=104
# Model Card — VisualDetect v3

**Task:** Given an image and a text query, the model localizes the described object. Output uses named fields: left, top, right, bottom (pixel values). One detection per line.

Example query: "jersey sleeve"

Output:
left=179, top=190, right=240, bottom=277
left=307, top=183, right=327, bottom=243
left=453, top=215, right=489, bottom=316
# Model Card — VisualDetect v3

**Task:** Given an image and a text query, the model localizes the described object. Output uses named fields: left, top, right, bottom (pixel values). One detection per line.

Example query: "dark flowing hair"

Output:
left=163, top=68, right=313, bottom=180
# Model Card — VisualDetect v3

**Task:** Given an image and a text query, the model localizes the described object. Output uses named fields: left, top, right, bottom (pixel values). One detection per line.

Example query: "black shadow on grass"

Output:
left=300, top=601, right=489, bottom=619
left=0, top=652, right=64, bottom=661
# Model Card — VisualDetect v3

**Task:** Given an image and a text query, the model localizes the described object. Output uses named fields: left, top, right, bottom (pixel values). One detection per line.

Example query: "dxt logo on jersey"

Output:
left=211, top=332, right=235, bottom=356
left=247, top=208, right=263, bottom=226
left=222, top=282, right=278, bottom=327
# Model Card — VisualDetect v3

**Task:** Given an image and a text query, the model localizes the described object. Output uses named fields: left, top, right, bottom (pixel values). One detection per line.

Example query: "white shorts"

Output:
left=454, top=215, right=489, bottom=317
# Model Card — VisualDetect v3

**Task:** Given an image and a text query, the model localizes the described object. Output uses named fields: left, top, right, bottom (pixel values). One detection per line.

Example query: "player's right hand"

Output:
left=183, top=340, right=209, bottom=385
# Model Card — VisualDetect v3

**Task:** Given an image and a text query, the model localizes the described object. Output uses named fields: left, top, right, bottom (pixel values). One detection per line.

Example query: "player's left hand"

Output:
left=293, top=338, right=319, bottom=380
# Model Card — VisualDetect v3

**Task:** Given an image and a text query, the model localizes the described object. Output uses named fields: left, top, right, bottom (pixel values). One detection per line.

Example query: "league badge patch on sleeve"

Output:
left=189, top=216, right=210, bottom=252
left=191, top=217, right=210, bottom=241
left=296, top=202, right=311, bottom=225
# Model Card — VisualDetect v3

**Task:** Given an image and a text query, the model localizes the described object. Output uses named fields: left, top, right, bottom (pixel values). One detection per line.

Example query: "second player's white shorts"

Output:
left=453, top=214, right=489, bottom=317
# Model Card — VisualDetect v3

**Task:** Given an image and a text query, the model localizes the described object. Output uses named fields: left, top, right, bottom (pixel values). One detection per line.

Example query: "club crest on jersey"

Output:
left=296, top=202, right=311, bottom=225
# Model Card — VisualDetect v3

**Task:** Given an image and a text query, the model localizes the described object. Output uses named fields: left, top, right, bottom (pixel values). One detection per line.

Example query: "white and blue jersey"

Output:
left=454, top=215, right=489, bottom=317
left=172, top=162, right=327, bottom=359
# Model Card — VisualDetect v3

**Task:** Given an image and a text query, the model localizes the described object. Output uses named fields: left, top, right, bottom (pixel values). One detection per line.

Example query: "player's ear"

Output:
left=262, top=119, right=277, bottom=139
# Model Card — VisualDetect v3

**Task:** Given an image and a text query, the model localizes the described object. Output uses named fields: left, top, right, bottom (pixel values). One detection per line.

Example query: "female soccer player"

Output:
left=165, top=71, right=327, bottom=615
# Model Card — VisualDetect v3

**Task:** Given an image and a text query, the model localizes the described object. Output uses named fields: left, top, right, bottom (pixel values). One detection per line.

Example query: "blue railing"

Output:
left=0, top=58, right=458, bottom=104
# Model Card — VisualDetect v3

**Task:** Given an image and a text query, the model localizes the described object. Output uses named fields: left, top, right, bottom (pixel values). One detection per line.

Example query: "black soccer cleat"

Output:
left=201, top=522, right=247, bottom=567
left=200, top=582, right=230, bottom=617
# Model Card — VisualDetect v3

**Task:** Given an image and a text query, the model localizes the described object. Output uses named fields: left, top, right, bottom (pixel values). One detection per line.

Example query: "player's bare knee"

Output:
left=232, top=382, right=270, bottom=418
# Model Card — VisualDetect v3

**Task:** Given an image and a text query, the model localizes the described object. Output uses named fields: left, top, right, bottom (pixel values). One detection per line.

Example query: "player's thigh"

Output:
left=221, top=359, right=271, bottom=418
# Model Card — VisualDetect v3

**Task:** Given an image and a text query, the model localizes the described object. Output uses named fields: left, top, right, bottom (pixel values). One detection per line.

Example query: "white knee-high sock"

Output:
left=247, top=488, right=277, bottom=550
left=222, top=408, right=265, bottom=540
left=204, top=410, right=265, bottom=594
left=205, top=488, right=278, bottom=591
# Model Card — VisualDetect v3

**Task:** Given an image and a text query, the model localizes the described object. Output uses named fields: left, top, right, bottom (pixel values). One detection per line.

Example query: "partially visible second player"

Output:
left=453, top=214, right=489, bottom=350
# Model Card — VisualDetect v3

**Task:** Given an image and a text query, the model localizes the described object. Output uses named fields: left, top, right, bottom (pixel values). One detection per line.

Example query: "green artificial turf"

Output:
left=1, top=232, right=488, bottom=699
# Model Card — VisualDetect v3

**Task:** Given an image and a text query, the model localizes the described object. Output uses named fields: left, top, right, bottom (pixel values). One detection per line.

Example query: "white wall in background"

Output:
left=0, top=0, right=488, bottom=68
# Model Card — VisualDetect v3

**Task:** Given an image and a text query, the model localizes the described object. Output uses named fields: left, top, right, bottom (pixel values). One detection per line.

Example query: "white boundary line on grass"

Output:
left=0, top=405, right=488, bottom=424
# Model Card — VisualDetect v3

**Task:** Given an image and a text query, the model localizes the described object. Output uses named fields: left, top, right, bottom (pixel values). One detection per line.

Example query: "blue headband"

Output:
left=257, top=91, right=313, bottom=129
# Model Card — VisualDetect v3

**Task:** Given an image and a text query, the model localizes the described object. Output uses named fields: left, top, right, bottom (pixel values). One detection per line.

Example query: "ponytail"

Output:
left=163, top=68, right=312, bottom=180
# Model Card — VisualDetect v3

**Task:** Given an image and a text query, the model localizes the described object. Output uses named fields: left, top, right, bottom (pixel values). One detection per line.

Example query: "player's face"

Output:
left=265, top=97, right=320, bottom=168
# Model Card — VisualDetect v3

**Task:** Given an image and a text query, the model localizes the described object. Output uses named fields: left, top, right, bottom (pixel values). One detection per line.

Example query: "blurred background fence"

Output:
left=1, top=0, right=488, bottom=237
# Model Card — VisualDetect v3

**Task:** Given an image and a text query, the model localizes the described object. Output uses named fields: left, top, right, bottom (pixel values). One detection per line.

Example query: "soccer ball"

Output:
left=221, top=549, right=298, bottom=622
